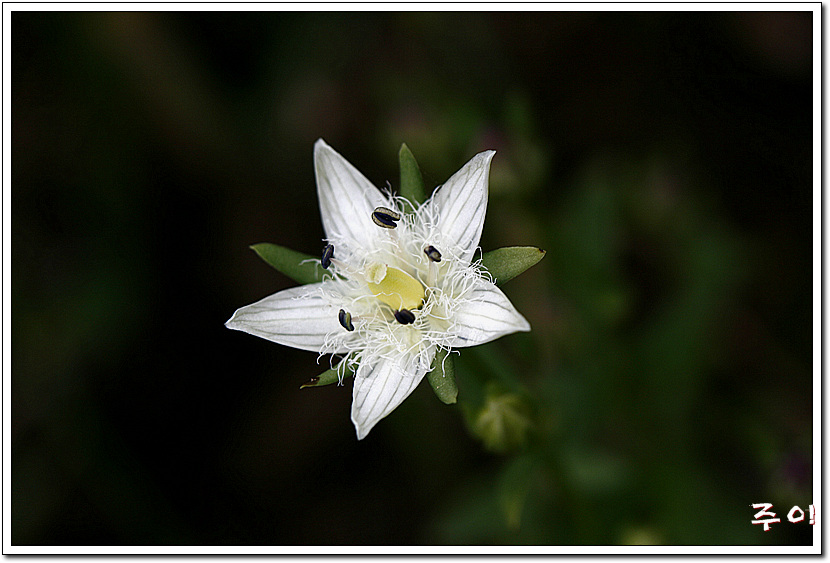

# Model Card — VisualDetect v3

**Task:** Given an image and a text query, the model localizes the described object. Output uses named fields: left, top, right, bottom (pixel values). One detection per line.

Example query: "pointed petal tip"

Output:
left=349, top=352, right=434, bottom=441
left=351, top=396, right=379, bottom=440
left=512, top=308, right=532, bottom=333
left=224, top=311, right=249, bottom=333
left=224, top=311, right=239, bottom=329
left=313, top=138, right=334, bottom=160
left=352, top=411, right=373, bottom=440
left=471, top=150, right=496, bottom=168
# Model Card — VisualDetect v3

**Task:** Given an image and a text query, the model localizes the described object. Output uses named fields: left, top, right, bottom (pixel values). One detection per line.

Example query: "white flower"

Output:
left=226, top=139, right=530, bottom=439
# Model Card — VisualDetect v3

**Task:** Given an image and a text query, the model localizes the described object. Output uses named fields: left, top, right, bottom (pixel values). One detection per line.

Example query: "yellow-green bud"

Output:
left=473, top=392, right=533, bottom=453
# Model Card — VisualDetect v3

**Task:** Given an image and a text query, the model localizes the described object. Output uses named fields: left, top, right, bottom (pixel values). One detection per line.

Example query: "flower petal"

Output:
left=449, top=279, right=530, bottom=348
left=351, top=348, right=435, bottom=439
left=426, top=150, right=495, bottom=264
left=225, top=283, right=345, bottom=353
left=314, top=139, right=392, bottom=259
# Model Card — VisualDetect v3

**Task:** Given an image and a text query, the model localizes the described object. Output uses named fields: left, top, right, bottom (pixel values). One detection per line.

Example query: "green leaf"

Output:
left=250, top=243, right=324, bottom=285
left=300, top=362, right=355, bottom=389
left=427, top=348, right=458, bottom=404
left=481, top=246, right=546, bottom=286
left=398, top=143, right=426, bottom=209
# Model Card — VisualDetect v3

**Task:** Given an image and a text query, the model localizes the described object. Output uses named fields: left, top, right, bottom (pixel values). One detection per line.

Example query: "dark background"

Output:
left=12, top=11, right=814, bottom=546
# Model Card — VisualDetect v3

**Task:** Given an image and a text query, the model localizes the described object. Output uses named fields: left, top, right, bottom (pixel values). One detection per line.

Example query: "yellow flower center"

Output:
left=364, top=262, right=425, bottom=311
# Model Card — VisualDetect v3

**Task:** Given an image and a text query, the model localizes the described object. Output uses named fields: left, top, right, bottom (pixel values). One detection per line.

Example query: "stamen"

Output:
left=338, top=309, right=355, bottom=331
left=393, top=309, right=416, bottom=325
left=321, top=244, right=334, bottom=269
left=372, top=207, right=401, bottom=229
left=425, top=246, right=442, bottom=262
left=328, top=257, right=361, bottom=279
left=425, top=245, right=441, bottom=287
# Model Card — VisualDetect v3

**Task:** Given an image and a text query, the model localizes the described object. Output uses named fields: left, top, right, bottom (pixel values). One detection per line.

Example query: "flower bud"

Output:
left=472, top=391, right=533, bottom=453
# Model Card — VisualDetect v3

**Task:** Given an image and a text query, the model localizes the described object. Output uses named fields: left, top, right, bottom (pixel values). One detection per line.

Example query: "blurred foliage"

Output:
left=11, top=11, right=813, bottom=547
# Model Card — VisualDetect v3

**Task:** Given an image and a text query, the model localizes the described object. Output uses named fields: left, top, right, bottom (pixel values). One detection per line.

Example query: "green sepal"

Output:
left=300, top=363, right=355, bottom=389
left=398, top=143, right=426, bottom=210
left=250, top=243, right=324, bottom=285
left=427, top=348, right=458, bottom=404
left=481, top=246, right=546, bottom=286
